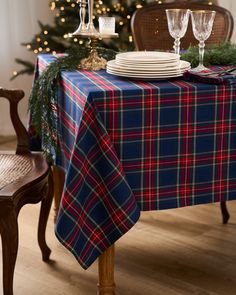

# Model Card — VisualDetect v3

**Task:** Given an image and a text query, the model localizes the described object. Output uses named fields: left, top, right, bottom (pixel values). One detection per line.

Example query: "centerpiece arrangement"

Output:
left=29, top=1, right=236, bottom=159
left=71, top=0, right=118, bottom=70
left=104, top=7, right=218, bottom=79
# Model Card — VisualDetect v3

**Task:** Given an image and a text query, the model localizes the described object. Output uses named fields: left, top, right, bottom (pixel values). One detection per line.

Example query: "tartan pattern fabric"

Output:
left=35, top=54, right=236, bottom=269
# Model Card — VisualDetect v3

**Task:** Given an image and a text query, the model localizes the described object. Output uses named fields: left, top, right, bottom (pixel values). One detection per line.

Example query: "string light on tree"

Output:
left=51, top=1, right=56, bottom=10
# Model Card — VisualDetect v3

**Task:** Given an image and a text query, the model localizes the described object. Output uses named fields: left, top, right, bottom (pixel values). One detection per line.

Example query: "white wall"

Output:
left=0, top=0, right=54, bottom=135
left=218, top=0, right=236, bottom=43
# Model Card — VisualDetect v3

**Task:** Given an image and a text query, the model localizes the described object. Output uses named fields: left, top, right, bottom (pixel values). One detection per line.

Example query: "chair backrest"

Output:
left=0, top=88, right=29, bottom=154
left=131, top=1, right=234, bottom=51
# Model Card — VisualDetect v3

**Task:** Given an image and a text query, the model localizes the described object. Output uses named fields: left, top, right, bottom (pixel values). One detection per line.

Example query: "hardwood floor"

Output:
left=1, top=137, right=236, bottom=295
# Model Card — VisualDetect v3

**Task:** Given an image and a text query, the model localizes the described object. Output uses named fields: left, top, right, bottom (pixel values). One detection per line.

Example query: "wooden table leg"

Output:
left=52, top=166, right=65, bottom=223
left=220, top=201, right=230, bottom=224
left=97, top=245, right=116, bottom=295
left=52, top=166, right=116, bottom=294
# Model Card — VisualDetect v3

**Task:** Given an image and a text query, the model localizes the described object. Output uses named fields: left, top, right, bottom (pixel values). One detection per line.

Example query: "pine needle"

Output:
left=181, top=42, right=236, bottom=67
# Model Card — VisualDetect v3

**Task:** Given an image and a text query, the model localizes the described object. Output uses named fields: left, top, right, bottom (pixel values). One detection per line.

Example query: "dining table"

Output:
left=31, top=53, right=236, bottom=294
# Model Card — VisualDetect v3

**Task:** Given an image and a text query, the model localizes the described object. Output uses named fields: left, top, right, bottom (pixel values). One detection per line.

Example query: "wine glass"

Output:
left=191, top=10, right=216, bottom=72
left=166, top=9, right=190, bottom=55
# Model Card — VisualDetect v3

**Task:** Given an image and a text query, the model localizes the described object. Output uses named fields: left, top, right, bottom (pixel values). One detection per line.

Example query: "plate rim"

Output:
left=106, top=68, right=184, bottom=79
left=115, top=51, right=180, bottom=62
left=107, top=60, right=191, bottom=74
left=115, top=60, right=181, bottom=68
left=107, top=67, right=190, bottom=75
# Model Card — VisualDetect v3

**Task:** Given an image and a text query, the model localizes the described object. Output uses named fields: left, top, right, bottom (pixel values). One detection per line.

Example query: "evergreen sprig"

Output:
left=181, top=42, right=236, bottom=67
left=29, top=46, right=117, bottom=161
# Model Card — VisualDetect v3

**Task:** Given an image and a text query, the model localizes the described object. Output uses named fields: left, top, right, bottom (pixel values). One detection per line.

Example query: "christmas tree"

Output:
left=13, top=0, right=217, bottom=79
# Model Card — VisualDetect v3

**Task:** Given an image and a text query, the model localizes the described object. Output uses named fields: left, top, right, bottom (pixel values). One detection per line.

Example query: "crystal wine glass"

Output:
left=166, top=9, right=190, bottom=55
left=191, top=10, right=216, bottom=72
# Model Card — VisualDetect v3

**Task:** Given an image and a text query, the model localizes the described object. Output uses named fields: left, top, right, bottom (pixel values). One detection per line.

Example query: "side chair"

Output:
left=0, top=88, right=53, bottom=295
left=131, top=1, right=234, bottom=51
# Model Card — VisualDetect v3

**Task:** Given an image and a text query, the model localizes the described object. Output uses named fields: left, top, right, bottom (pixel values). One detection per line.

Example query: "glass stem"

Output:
left=199, top=40, right=205, bottom=68
left=174, top=38, right=180, bottom=55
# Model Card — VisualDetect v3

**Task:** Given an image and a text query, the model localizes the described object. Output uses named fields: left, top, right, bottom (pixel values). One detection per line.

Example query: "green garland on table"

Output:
left=181, top=42, right=236, bottom=67
left=29, top=46, right=117, bottom=161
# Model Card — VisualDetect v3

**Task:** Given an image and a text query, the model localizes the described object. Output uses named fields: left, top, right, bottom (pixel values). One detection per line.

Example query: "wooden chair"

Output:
left=131, top=1, right=234, bottom=51
left=0, top=88, right=53, bottom=295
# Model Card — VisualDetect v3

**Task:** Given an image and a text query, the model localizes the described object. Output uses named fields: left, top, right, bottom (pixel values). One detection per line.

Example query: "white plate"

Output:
left=115, top=51, right=180, bottom=63
left=116, top=59, right=180, bottom=66
left=107, top=60, right=191, bottom=75
left=115, top=59, right=180, bottom=69
left=107, top=68, right=185, bottom=79
left=107, top=67, right=190, bottom=76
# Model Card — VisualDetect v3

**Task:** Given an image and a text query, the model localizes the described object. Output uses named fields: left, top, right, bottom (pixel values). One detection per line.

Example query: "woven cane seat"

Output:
left=0, top=154, right=32, bottom=190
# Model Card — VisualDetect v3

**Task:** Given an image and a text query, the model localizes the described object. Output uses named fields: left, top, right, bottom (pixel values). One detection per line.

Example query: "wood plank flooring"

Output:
left=1, top=137, right=236, bottom=295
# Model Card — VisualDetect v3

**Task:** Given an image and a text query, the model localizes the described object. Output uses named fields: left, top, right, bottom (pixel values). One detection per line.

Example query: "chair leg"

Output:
left=0, top=204, right=18, bottom=295
left=97, top=245, right=116, bottom=295
left=220, top=201, right=230, bottom=224
left=38, top=170, right=54, bottom=261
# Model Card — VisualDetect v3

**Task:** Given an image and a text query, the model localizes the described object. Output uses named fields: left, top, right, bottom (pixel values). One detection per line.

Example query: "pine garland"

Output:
left=29, top=46, right=117, bottom=161
left=181, top=42, right=236, bottom=67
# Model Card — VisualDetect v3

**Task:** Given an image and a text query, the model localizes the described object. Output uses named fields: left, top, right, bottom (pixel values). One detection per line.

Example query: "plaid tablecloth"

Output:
left=35, top=54, right=236, bottom=269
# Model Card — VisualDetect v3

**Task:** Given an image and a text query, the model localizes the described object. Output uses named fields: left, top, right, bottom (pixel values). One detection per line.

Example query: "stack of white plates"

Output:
left=106, top=51, right=191, bottom=80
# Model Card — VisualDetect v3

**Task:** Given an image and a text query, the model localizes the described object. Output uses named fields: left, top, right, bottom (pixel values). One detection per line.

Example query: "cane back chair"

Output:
left=0, top=88, right=53, bottom=295
left=131, top=1, right=234, bottom=51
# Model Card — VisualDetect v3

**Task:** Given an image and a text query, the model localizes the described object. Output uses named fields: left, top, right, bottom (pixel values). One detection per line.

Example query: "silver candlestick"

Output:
left=86, top=0, right=99, bottom=35
left=71, top=0, right=119, bottom=70
left=72, top=0, right=87, bottom=34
